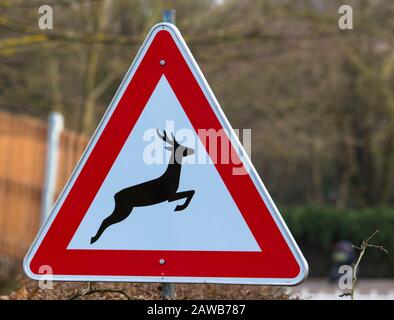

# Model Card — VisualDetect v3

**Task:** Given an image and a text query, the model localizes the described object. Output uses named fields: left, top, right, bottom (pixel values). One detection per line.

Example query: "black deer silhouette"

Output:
left=90, top=130, right=195, bottom=244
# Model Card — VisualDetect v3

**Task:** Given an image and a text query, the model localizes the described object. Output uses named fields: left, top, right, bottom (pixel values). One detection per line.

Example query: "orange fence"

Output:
left=0, top=111, right=88, bottom=264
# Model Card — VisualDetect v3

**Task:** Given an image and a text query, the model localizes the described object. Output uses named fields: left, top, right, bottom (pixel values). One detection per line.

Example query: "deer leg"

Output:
left=168, top=190, right=195, bottom=212
left=90, top=205, right=133, bottom=244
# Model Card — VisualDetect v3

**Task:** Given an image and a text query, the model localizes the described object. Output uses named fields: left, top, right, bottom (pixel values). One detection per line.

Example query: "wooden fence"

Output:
left=0, top=111, right=88, bottom=267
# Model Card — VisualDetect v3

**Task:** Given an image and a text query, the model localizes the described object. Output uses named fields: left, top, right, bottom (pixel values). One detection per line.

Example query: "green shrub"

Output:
left=281, top=206, right=394, bottom=277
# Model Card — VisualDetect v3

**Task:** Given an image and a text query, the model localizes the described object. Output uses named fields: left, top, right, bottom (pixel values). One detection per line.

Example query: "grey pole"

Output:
left=161, top=9, right=176, bottom=300
left=162, top=9, right=176, bottom=25
left=40, top=111, right=64, bottom=225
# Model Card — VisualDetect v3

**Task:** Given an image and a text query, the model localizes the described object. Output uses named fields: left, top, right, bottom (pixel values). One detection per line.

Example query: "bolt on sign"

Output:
left=24, top=23, right=308, bottom=285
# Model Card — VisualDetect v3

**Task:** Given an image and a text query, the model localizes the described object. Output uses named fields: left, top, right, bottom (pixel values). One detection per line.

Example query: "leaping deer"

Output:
left=90, top=130, right=195, bottom=244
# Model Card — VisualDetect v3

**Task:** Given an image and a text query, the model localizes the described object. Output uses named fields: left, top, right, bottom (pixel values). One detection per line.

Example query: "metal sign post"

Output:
left=162, top=9, right=176, bottom=25
left=161, top=9, right=176, bottom=300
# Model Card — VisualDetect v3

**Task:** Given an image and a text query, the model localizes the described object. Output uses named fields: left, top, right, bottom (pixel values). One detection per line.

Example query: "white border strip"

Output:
left=24, top=23, right=308, bottom=286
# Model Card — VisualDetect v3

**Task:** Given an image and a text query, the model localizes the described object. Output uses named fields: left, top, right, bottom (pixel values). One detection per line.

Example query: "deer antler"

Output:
left=156, top=129, right=166, bottom=141
left=156, top=129, right=174, bottom=145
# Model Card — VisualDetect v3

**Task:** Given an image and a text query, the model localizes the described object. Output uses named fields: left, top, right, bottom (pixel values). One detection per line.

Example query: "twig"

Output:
left=68, top=282, right=131, bottom=300
left=347, top=229, right=388, bottom=300
left=339, top=292, right=351, bottom=298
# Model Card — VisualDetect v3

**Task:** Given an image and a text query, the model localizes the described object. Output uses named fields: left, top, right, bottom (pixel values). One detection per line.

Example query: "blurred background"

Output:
left=0, top=0, right=393, bottom=299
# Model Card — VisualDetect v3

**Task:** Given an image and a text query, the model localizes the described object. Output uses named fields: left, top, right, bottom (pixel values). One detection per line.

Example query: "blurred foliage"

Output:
left=283, top=206, right=393, bottom=277
left=0, top=0, right=393, bottom=208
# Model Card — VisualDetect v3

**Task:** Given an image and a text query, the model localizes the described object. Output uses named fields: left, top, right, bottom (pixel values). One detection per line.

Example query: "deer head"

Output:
left=157, top=129, right=194, bottom=164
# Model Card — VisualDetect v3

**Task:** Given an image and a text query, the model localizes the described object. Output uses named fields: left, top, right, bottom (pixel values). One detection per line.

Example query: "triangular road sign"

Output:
left=24, top=23, right=308, bottom=285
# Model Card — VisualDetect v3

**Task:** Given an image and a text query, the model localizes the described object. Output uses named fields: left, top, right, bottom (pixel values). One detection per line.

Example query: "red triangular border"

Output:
left=24, top=24, right=307, bottom=284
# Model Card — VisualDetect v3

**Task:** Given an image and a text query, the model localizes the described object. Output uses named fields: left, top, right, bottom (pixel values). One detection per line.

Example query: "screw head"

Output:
left=159, top=258, right=165, bottom=265
left=160, top=59, right=166, bottom=66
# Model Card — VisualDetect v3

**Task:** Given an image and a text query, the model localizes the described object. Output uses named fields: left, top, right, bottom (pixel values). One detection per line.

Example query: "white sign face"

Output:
left=69, top=76, right=260, bottom=252
left=24, top=22, right=308, bottom=285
